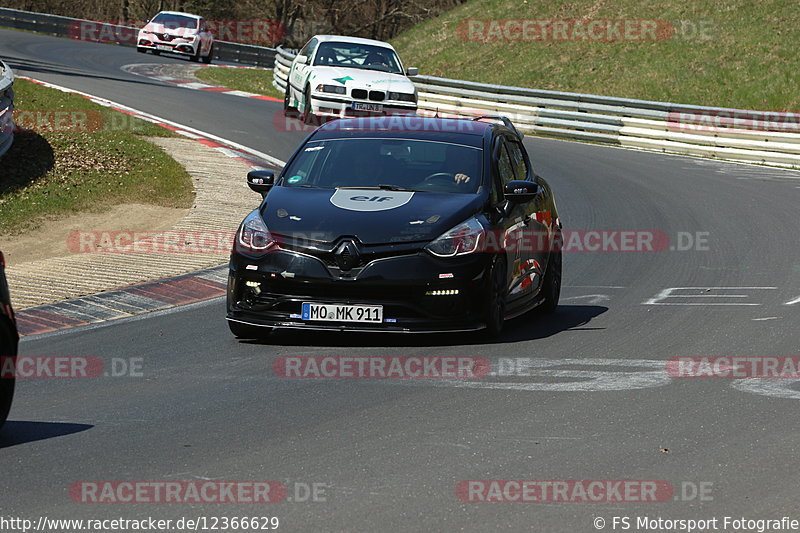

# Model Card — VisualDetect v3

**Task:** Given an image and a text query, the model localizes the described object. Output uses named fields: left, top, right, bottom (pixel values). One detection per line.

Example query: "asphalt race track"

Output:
left=2, top=29, right=800, bottom=532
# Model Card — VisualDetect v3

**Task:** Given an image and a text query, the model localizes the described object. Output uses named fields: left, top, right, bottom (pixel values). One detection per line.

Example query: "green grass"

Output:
left=194, top=68, right=283, bottom=98
left=391, top=0, right=800, bottom=111
left=0, top=79, right=194, bottom=235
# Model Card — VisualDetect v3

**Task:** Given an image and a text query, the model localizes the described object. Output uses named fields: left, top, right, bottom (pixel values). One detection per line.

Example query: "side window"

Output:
left=298, top=39, right=313, bottom=58
left=492, top=139, right=515, bottom=203
left=506, top=139, right=529, bottom=181
left=306, top=38, right=319, bottom=61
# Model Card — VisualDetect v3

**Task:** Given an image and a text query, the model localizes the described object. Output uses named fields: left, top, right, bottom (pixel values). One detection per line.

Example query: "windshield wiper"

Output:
left=336, top=185, right=420, bottom=192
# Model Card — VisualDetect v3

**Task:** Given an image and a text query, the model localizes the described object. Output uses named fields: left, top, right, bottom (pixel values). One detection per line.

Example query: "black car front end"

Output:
left=0, top=251, right=18, bottom=429
left=227, top=233, right=494, bottom=333
left=226, top=116, right=558, bottom=337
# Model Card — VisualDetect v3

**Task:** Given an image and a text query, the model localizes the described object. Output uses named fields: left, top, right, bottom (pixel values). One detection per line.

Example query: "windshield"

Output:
left=312, top=42, right=403, bottom=74
left=151, top=13, right=198, bottom=30
left=281, top=138, right=483, bottom=194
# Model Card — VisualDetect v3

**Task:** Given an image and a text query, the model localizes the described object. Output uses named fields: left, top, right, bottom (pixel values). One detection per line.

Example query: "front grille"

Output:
left=352, top=89, right=368, bottom=99
left=247, top=283, right=471, bottom=320
left=276, top=242, right=418, bottom=273
left=257, top=282, right=411, bottom=302
left=369, top=91, right=385, bottom=102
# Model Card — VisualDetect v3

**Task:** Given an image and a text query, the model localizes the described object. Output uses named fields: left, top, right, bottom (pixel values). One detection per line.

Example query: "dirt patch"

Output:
left=0, top=203, right=188, bottom=265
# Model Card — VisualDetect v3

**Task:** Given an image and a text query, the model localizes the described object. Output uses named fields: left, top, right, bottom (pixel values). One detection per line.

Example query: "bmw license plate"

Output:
left=352, top=102, right=383, bottom=112
left=156, top=45, right=172, bottom=51
left=302, top=302, right=383, bottom=323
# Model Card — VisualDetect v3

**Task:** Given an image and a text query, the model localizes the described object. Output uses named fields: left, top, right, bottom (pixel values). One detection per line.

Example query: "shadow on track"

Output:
left=0, top=421, right=92, bottom=448
left=238, top=304, right=607, bottom=348
left=0, top=131, right=55, bottom=191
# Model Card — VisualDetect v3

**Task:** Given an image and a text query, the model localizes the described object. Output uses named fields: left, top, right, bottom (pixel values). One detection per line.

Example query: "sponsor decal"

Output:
left=329, top=189, right=414, bottom=212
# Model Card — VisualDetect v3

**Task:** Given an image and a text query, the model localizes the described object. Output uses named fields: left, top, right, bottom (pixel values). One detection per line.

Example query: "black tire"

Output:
left=301, top=86, right=317, bottom=126
left=152, top=50, right=161, bottom=56
left=283, top=82, right=295, bottom=112
left=484, top=257, right=507, bottom=337
left=202, top=44, right=213, bottom=64
left=228, top=320, right=272, bottom=340
left=191, top=46, right=201, bottom=62
left=538, top=249, right=562, bottom=314
left=137, top=47, right=146, bottom=54
left=0, top=320, right=18, bottom=430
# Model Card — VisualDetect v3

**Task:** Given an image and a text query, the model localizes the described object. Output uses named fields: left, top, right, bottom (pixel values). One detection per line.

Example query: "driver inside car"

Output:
left=365, top=51, right=390, bottom=68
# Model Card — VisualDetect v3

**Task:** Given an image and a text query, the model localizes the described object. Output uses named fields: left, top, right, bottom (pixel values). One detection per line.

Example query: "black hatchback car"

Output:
left=227, top=115, right=561, bottom=338
left=0, top=251, right=18, bottom=429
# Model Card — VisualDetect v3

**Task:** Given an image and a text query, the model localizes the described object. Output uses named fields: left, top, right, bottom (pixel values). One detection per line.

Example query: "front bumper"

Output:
left=310, top=93, right=417, bottom=118
left=137, top=35, right=197, bottom=56
left=226, top=246, right=492, bottom=333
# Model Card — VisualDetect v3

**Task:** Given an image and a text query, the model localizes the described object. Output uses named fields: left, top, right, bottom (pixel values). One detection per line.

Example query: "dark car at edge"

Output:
left=226, top=115, right=562, bottom=339
left=0, top=251, right=18, bottom=429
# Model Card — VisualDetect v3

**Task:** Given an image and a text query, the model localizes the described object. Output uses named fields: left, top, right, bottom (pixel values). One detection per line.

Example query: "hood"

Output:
left=141, top=23, right=197, bottom=38
left=261, top=187, right=484, bottom=245
left=310, top=66, right=415, bottom=93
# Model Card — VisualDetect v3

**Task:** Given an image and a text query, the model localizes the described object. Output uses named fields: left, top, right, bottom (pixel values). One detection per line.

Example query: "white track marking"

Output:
left=560, top=294, right=611, bottom=304
left=643, top=287, right=778, bottom=306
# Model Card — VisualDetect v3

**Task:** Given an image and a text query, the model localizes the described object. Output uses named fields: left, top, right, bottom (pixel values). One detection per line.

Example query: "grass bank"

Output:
left=194, top=67, right=282, bottom=98
left=0, top=79, right=193, bottom=234
left=391, top=0, right=797, bottom=111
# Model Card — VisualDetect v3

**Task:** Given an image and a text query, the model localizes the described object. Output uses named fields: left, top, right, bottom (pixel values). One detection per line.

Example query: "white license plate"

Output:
left=352, top=102, right=383, bottom=112
left=156, top=45, right=172, bottom=51
left=301, top=302, right=383, bottom=323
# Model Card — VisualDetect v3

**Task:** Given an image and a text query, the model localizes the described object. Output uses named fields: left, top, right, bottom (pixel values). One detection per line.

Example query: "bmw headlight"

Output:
left=234, top=211, right=276, bottom=256
left=388, top=91, right=417, bottom=103
left=316, top=84, right=346, bottom=94
left=425, top=217, right=485, bottom=257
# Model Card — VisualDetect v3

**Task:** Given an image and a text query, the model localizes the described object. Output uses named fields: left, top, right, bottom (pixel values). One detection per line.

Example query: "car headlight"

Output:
left=234, top=211, right=276, bottom=256
left=316, top=84, right=346, bottom=94
left=388, top=91, right=417, bottom=103
left=425, top=217, right=485, bottom=257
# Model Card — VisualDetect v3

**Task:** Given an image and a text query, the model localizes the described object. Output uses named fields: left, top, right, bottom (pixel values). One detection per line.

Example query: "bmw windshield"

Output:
left=281, top=138, right=483, bottom=194
left=313, top=42, right=404, bottom=74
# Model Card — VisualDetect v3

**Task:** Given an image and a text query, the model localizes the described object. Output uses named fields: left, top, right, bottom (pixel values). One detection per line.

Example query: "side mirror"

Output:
left=504, top=180, right=541, bottom=203
left=406, top=67, right=419, bottom=76
left=295, top=54, right=309, bottom=65
left=247, top=170, right=275, bottom=196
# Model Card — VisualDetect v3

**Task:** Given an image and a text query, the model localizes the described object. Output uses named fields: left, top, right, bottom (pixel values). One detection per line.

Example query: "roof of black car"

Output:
left=312, top=116, right=492, bottom=146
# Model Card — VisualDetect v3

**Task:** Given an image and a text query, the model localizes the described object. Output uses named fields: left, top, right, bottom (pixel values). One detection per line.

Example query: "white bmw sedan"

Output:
left=284, top=35, right=419, bottom=124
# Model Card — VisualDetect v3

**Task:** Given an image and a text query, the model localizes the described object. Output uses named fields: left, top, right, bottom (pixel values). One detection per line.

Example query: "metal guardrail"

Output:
left=0, top=60, right=14, bottom=158
left=272, top=46, right=800, bottom=168
left=0, top=7, right=276, bottom=67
